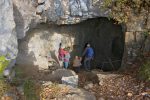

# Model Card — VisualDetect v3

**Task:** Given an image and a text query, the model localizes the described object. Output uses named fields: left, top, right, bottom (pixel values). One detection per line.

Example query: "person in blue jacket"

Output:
left=82, top=43, right=94, bottom=71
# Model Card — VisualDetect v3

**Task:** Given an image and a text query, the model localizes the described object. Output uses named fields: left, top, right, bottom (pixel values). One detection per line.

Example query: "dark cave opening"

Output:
left=16, top=17, right=125, bottom=72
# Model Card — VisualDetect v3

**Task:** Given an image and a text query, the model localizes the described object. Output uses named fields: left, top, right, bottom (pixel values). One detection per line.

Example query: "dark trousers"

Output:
left=84, top=57, right=92, bottom=70
left=73, top=67, right=80, bottom=73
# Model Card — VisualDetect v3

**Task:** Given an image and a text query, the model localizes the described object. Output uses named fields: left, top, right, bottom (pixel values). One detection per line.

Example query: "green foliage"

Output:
left=103, top=0, right=112, bottom=7
left=11, top=67, right=24, bottom=85
left=0, top=56, right=9, bottom=75
left=0, top=56, right=10, bottom=97
left=139, top=61, right=150, bottom=81
left=103, top=0, right=128, bottom=23
left=143, top=31, right=150, bottom=37
left=103, top=0, right=149, bottom=23
left=24, top=80, right=39, bottom=100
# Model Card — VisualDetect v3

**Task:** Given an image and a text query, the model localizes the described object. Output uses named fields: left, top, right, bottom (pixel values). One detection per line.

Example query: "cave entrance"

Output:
left=16, top=17, right=125, bottom=72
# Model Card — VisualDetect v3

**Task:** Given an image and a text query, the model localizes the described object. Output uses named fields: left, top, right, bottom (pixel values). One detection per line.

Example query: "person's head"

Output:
left=75, top=56, right=78, bottom=59
left=59, top=43, right=62, bottom=46
left=59, top=43, right=62, bottom=48
left=87, top=43, right=90, bottom=47
left=64, top=47, right=70, bottom=51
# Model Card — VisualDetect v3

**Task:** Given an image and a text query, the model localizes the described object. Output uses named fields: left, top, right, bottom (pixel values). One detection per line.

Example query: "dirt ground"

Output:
left=13, top=61, right=150, bottom=100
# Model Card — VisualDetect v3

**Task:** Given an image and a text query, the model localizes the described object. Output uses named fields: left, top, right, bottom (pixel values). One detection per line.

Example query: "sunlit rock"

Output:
left=0, top=0, right=18, bottom=59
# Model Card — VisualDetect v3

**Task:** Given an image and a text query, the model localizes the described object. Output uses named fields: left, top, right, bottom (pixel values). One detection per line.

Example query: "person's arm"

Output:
left=82, top=48, right=87, bottom=57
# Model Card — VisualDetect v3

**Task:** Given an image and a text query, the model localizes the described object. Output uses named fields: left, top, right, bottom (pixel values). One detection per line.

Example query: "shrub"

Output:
left=102, top=0, right=149, bottom=23
left=139, top=61, right=150, bottom=81
left=0, top=56, right=9, bottom=75
left=24, top=80, right=40, bottom=100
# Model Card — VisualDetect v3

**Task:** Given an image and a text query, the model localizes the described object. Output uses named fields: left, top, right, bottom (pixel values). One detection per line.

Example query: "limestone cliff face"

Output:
left=0, top=0, right=18, bottom=59
left=0, top=0, right=110, bottom=59
left=13, top=0, right=39, bottom=39
left=0, top=0, right=149, bottom=65
left=35, top=0, right=110, bottom=24
left=13, top=0, right=111, bottom=39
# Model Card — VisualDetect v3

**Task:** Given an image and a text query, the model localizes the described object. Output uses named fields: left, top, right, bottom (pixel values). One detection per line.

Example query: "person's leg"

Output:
left=84, top=58, right=88, bottom=70
left=65, top=62, right=69, bottom=69
left=87, top=58, right=91, bottom=70
left=74, top=67, right=77, bottom=73
left=77, top=67, right=80, bottom=73
left=73, top=67, right=76, bottom=72
left=63, top=62, right=65, bottom=68
left=63, top=62, right=68, bottom=69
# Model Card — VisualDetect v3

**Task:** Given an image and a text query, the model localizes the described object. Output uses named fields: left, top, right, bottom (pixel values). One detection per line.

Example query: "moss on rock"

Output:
left=0, top=56, right=9, bottom=75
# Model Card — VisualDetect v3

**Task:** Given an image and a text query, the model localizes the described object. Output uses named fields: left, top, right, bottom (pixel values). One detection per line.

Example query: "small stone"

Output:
left=38, top=0, right=45, bottom=4
left=1, top=96, right=13, bottom=100
left=66, top=94, right=72, bottom=98
left=141, top=92, right=148, bottom=96
left=84, top=82, right=94, bottom=90
left=127, top=93, right=133, bottom=97
left=42, top=81, right=52, bottom=86
left=98, top=97, right=105, bottom=100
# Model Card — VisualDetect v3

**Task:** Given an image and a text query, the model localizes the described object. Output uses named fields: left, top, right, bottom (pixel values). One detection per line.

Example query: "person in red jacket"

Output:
left=58, top=43, right=65, bottom=67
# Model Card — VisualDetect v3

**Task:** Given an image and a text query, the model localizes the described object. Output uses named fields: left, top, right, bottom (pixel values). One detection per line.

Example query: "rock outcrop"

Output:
left=13, top=0, right=39, bottom=39
left=12, top=0, right=111, bottom=39
left=35, top=0, right=110, bottom=24
left=0, top=0, right=18, bottom=59
left=1, top=0, right=110, bottom=60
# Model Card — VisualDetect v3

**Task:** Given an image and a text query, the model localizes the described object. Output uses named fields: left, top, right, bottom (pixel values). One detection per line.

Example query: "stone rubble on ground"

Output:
left=42, top=83, right=96, bottom=100
left=97, top=73, right=120, bottom=85
left=84, top=82, right=94, bottom=90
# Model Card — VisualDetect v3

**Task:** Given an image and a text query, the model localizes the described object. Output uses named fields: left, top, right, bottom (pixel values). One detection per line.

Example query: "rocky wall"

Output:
left=0, top=0, right=149, bottom=69
left=122, top=9, right=150, bottom=66
left=0, top=0, right=18, bottom=59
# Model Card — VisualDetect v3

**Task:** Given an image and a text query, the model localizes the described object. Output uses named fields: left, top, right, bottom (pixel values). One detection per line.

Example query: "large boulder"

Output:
left=62, top=75, right=78, bottom=88
left=43, top=69, right=77, bottom=82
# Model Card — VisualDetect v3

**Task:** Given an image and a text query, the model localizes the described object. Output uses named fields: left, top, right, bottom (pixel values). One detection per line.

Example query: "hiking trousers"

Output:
left=84, top=57, right=92, bottom=70
left=63, top=62, right=69, bottom=69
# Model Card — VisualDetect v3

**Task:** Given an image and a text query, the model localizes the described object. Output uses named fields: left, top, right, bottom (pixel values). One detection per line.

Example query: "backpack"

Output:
left=86, top=47, right=94, bottom=57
